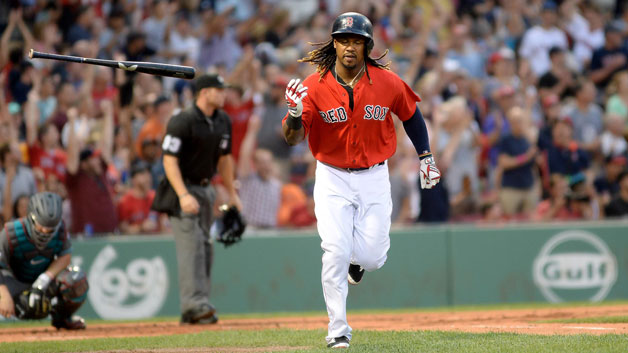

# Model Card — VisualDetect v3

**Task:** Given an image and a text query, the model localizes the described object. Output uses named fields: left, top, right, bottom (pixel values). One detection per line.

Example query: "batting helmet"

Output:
left=331, top=12, right=374, bottom=52
left=26, top=192, right=63, bottom=250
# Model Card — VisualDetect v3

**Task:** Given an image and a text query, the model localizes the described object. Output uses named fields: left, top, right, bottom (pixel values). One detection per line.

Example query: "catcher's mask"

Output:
left=331, top=12, right=374, bottom=53
left=26, top=192, right=63, bottom=251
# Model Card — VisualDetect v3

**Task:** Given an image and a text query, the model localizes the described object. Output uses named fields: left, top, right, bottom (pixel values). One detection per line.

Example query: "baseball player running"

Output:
left=282, top=12, right=441, bottom=349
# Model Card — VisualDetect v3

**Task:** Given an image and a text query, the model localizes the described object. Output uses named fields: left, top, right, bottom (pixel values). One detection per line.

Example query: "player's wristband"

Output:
left=419, top=152, right=432, bottom=160
left=286, top=114, right=303, bottom=130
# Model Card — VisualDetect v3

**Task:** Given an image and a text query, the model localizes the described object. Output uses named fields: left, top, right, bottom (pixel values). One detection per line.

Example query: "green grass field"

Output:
left=1, top=329, right=627, bottom=353
left=1, top=301, right=628, bottom=353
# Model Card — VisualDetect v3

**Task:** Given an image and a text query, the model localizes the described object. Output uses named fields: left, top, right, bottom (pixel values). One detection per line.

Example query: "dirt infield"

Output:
left=1, top=304, right=627, bottom=343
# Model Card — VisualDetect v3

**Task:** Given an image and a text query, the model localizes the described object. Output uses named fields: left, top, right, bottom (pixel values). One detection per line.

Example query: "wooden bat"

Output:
left=29, top=49, right=196, bottom=80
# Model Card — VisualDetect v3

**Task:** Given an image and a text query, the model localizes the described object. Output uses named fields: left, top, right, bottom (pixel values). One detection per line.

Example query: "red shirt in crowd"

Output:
left=117, top=190, right=157, bottom=226
left=65, top=159, right=118, bottom=234
left=223, top=98, right=254, bottom=161
left=28, top=143, right=67, bottom=183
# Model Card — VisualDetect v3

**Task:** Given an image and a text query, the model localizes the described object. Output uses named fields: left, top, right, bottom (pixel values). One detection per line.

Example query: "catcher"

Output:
left=0, top=192, right=88, bottom=330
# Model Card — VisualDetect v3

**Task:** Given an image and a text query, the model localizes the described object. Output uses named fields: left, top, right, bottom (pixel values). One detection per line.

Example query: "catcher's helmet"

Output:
left=26, top=192, right=63, bottom=250
left=331, top=12, right=374, bottom=52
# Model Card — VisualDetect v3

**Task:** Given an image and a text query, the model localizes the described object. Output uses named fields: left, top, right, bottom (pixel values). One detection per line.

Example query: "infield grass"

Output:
left=0, top=329, right=627, bottom=353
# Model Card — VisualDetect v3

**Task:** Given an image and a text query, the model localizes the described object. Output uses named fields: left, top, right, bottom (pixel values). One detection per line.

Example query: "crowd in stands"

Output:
left=1, top=0, right=628, bottom=236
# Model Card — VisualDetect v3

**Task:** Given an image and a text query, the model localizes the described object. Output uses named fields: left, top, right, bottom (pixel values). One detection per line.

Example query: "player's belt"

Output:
left=185, top=178, right=210, bottom=187
left=324, top=161, right=385, bottom=173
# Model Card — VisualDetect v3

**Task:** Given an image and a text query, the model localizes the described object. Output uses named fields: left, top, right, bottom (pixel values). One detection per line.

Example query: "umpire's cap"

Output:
left=194, top=73, right=228, bottom=93
left=331, top=12, right=374, bottom=52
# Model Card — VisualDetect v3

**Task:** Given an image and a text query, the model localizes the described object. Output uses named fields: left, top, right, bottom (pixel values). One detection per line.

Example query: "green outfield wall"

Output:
left=73, top=221, right=628, bottom=319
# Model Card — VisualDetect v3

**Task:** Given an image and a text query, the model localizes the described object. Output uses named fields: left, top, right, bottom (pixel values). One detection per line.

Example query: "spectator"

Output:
left=66, top=6, right=94, bottom=45
left=198, top=10, right=243, bottom=71
left=238, top=115, right=281, bottom=228
left=594, top=155, right=627, bottom=208
left=497, top=107, right=539, bottom=217
left=518, top=1, right=568, bottom=77
left=547, top=117, right=590, bottom=176
left=537, top=47, right=577, bottom=100
left=117, top=161, right=160, bottom=234
left=599, top=113, right=628, bottom=158
left=537, top=94, right=562, bottom=152
left=65, top=103, right=117, bottom=235
left=98, top=9, right=128, bottom=59
left=484, top=47, right=519, bottom=109
left=590, top=23, right=628, bottom=90
left=482, top=85, right=516, bottom=186
left=0, top=144, right=37, bottom=222
left=135, top=95, right=173, bottom=160
left=534, top=174, right=581, bottom=221
left=445, top=23, right=485, bottom=79
left=605, top=70, right=628, bottom=121
left=562, top=1, right=605, bottom=70
left=432, top=97, right=480, bottom=217
left=605, top=169, right=628, bottom=218
left=561, top=79, right=603, bottom=151
left=25, top=87, right=67, bottom=185
left=257, top=76, right=291, bottom=163
left=141, top=0, right=174, bottom=54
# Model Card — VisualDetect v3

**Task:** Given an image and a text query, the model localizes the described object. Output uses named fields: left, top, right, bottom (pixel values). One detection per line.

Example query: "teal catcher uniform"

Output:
left=0, top=192, right=88, bottom=330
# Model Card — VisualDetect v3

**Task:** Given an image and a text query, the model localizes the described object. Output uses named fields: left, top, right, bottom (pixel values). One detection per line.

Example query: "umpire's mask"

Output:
left=26, top=192, right=63, bottom=250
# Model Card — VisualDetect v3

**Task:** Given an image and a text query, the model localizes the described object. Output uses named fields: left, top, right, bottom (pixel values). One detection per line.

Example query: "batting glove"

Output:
left=419, top=155, right=441, bottom=189
left=285, top=78, right=308, bottom=118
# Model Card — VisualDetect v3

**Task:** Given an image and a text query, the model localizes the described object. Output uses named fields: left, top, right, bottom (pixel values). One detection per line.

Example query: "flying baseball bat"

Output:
left=28, top=49, right=196, bottom=79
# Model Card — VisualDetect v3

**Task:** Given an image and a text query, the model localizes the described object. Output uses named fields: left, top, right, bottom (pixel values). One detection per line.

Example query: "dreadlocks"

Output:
left=299, top=39, right=391, bottom=83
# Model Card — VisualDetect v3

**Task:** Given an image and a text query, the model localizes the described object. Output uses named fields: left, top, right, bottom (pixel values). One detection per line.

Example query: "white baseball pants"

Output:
left=313, top=160, right=392, bottom=343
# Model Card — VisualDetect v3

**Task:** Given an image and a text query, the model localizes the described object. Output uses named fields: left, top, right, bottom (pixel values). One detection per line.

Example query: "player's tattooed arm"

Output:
left=283, top=120, right=305, bottom=145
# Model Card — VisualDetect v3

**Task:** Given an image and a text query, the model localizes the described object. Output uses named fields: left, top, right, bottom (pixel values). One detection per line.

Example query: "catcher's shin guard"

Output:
left=50, top=266, right=89, bottom=326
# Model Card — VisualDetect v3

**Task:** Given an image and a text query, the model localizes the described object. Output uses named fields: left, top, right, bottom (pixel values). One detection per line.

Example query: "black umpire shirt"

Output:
left=162, top=105, right=232, bottom=183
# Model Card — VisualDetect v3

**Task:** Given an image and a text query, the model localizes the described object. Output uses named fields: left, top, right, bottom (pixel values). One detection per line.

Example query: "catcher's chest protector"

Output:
left=6, top=220, right=61, bottom=282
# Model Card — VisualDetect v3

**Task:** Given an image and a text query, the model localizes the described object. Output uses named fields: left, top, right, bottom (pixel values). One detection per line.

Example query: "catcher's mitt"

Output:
left=215, top=204, right=246, bottom=247
left=15, top=288, right=51, bottom=320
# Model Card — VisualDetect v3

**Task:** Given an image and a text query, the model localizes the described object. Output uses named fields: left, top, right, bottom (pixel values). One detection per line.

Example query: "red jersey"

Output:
left=224, top=99, right=255, bottom=161
left=117, top=190, right=157, bottom=226
left=283, top=64, right=420, bottom=168
left=28, top=143, right=67, bottom=183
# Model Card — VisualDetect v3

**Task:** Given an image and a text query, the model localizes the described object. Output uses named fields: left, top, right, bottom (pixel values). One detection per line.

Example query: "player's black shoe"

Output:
left=327, top=336, right=350, bottom=348
left=181, top=303, right=218, bottom=324
left=348, top=264, right=364, bottom=285
left=52, top=315, right=86, bottom=330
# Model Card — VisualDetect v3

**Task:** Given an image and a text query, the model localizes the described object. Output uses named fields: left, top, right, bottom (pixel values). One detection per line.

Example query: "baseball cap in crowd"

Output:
left=548, top=46, right=564, bottom=57
left=79, top=148, right=101, bottom=162
left=153, top=95, right=171, bottom=108
left=496, top=85, right=515, bottom=98
left=605, top=155, right=628, bottom=166
left=542, top=1, right=558, bottom=11
left=542, top=94, right=560, bottom=108
left=194, top=73, right=228, bottom=93
left=605, top=21, right=624, bottom=34
left=489, top=47, right=515, bottom=64
left=130, top=161, right=150, bottom=177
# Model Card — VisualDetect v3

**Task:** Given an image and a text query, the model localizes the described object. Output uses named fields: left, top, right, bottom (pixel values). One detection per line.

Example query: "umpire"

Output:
left=152, top=73, right=242, bottom=324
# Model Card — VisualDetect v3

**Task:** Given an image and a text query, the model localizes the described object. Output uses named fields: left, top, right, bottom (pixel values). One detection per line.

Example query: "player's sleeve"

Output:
left=391, top=76, right=421, bottom=122
left=162, top=114, right=188, bottom=157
